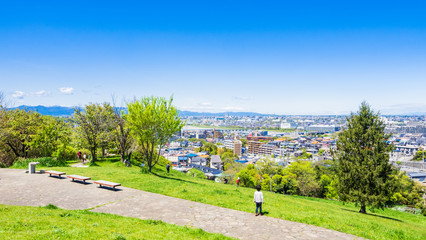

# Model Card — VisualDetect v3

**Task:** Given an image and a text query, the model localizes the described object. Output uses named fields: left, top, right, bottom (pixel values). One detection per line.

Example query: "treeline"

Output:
left=0, top=96, right=183, bottom=171
left=236, top=159, right=425, bottom=213
left=237, top=102, right=426, bottom=215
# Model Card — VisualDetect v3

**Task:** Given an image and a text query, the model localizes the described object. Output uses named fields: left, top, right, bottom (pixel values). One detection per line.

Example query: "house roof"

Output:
left=211, top=155, right=222, bottom=163
left=191, top=157, right=206, bottom=162
left=408, top=172, right=426, bottom=178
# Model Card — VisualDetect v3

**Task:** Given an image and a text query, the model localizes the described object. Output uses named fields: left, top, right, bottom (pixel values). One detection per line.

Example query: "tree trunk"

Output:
left=91, top=147, right=97, bottom=165
left=359, top=203, right=366, bottom=214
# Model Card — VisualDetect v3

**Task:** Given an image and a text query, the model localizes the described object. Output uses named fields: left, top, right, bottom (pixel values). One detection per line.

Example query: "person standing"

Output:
left=77, top=151, right=81, bottom=161
left=253, top=185, right=263, bottom=216
left=83, top=154, right=86, bottom=163
left=166, top=163, right=170, bottom=173
left=236, top=177, right=240, bottom=187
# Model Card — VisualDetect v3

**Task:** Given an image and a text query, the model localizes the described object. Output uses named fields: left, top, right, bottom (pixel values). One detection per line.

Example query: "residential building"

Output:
left=224, top=139, right=243, bottom=156
left=190, top=156, right=207, bottom=166
left=213, top=129, right=224, bottom=139
left=247, top=141, right=263, bottom=155
left=258, top=143, right=278, bottom=156
left=306, top=125, right=339, bottom=133
left=210, top=155, right=223, bottom=170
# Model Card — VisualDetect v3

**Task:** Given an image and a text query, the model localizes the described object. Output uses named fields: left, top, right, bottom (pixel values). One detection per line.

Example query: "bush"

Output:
left=53, top=146, right=77, bottom=161
left=188, top=168, right=207, bottom=179
left=12, top=157, right=67, bottom=168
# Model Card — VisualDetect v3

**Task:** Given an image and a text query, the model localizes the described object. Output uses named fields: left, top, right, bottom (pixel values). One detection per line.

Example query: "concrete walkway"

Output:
left=0, top=169, right=362, bottom=240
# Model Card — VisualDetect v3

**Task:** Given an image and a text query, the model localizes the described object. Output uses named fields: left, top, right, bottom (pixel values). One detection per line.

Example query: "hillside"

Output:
left=46, top=160, right=426, bottom=240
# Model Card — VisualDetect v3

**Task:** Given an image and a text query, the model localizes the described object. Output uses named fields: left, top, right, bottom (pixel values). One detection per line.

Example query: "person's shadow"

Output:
left=261, top=211, right=270, bottom=215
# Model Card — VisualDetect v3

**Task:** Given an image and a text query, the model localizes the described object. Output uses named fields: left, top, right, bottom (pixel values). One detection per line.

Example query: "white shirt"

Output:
left=254, top=191, right=263, bottom=203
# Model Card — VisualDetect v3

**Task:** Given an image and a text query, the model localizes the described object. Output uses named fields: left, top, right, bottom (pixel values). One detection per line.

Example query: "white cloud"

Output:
left=12, top=91, right=25, bottom=99
left=31, top=90, right=49, bottom=97
left=233, top=96, right=254, bottom=101
left=60, top=87, right=74, bottom=95
left=223, top=106, right=244, bottom=111
left=199, top=102, right=212, bottom=106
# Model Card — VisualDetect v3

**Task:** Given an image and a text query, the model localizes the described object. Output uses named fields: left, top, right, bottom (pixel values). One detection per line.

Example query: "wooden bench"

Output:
left=45, top=170, right=66, bottom=178
left=67, top=175, right=91, bottom=183
left=93, top=180, right=121, bottom=189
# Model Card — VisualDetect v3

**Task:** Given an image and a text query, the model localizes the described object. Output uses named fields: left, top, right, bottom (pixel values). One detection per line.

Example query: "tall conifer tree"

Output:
left=336, top=102, right=395, bottom=213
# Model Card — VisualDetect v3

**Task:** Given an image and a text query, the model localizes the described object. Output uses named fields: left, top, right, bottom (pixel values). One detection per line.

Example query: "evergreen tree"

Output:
left=335, top=102, right=395, bottom=213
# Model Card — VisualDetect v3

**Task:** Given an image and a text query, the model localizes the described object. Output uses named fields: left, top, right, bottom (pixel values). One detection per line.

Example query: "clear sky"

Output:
left=1, top=1, right=426, bottom=114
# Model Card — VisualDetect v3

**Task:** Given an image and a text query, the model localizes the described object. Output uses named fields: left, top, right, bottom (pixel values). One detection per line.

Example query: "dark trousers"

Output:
left=255, top=202, right=262, bottom=214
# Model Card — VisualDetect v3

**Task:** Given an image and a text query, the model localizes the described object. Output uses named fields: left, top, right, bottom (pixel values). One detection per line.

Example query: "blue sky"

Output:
left=1, top=1, right=426, bottom=114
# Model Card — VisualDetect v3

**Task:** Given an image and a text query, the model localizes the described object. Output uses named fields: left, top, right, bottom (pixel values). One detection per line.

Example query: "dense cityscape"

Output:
left=163, top=114, right=426, bottom=183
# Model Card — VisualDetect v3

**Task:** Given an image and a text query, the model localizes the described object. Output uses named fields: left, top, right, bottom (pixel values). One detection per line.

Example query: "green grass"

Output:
left=43, top=161, right=426, bottom=240
left=0, top=204, right=233, bottom=240
left=10, top=157, right=68, bottom=168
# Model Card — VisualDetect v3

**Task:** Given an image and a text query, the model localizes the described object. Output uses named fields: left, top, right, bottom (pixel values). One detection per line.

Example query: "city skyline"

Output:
left=1, top=1, right=426, bottom=115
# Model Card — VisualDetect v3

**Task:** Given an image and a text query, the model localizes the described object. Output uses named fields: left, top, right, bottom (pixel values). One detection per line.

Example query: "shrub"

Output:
left=12, top=157, right=67, bottom=168
left=188, top=168, right=206, bottom=179
left=53, top=146, right=77, bottom=161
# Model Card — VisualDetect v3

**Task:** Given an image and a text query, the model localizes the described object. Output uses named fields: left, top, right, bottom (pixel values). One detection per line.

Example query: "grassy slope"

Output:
left=0, top=204, right=233, bottom=240
left=46, top=161, right=426, bottom=240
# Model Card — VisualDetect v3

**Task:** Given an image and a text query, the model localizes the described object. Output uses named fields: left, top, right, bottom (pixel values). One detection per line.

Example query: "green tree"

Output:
left=283, top=160, right=319, bottom=197
left=200, top=142, right=218, bottom=155
left=30, top=116, right=71, bottom=158
left=256, top=157, right=278, bottom=176
left=74, top=103, right=115, bottom=165
left=126, top=96, right=184, bottom=172
left=0, top=109, right=43, bottom=159
left=236, top=164, right=260, bottom=188
left=335, top=102, right=395, bottom=214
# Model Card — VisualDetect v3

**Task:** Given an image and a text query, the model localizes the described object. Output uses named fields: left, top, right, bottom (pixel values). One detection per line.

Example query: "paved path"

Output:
left=70, top=162, right=89, bottom=168
left=0, top=169, right=362, bottom=240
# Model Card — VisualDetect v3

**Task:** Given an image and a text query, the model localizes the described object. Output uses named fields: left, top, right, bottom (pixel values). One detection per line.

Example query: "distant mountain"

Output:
left=11, top=105, right=424, bottom=117
left=10, top=105, right=77, bottom=117
left=10, top=105, right=274, bottom=117
left=178, top=111, right=273, bottom=117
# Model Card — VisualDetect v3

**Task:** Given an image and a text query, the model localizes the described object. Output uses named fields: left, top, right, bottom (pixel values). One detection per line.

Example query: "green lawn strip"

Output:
left=0, top=204, right=233, bottom=240
left=48, top=162, right=426, bottom=240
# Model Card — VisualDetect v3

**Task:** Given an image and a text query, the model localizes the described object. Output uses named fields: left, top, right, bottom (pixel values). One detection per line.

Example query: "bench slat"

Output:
left=94, top=180, right=121, bottom=188
left=45, top=170, right=66, bottom=175
left=67, top=175, right=91, bottom=181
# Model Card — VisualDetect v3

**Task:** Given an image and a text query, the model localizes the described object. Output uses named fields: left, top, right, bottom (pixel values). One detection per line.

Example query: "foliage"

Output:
left=29, top=116, right=71, bottom=158
left=74, top=103, right=115, bottom=164
left=0, top=108, right=72, bottom=166
left=52, top=145, right=77, bottom=161
left=113, top=106, right=133, bottom=163
left=335, top=102, right=396, bottom=213
left=283, top=160, right=319, bottom=197
left=127, top=96, right=184, bottom=172
left=236, top=164, right=260, bottom=188
left=0, top=109, right=43, bottom=159
left=11, top=157, right=67, bottom=168
left=297, top=149, right=312, bottom=159
left=256, top=157, right=279, bottom=176
left=413, top=150, right=425, bottom=161
left=199, top=142, right=218, bottom=155
left=188, top=168, right=207, bottom=179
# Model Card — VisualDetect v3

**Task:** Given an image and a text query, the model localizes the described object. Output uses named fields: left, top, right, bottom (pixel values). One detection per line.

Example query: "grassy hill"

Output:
left=0, top=204, right=232, bottom=240
left=41, top=160, right=426, bottom=240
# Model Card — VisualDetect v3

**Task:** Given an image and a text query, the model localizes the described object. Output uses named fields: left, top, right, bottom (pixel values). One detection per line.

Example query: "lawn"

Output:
left=46, top=160, right=426, bottom=240
left=0, top=204, right=233, bottom=240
